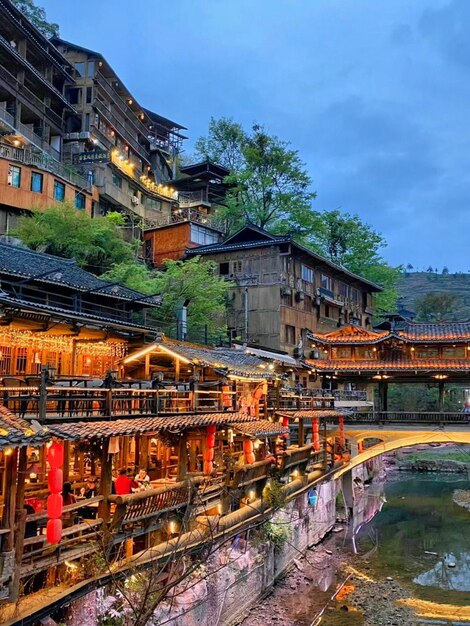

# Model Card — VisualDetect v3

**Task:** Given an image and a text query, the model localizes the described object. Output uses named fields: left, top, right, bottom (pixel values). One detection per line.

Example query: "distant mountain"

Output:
left=397, top=272, right=470, bottom=321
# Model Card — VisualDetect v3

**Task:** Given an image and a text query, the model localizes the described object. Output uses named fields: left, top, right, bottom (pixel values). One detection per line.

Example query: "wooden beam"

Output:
left=98, top=439, right=112, bottom=523
left=177, top=432, right=188, bottom=481
left=2, top=448, right=18, bottom=552
left=11, top=446, right=27, bottom=601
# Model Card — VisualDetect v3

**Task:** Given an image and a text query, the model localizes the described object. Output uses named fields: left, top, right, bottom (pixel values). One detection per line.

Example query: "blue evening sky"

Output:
left=41, top=0, right=470, bottom=271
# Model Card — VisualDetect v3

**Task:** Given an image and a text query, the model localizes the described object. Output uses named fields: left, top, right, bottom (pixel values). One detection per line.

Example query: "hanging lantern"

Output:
left=203, top=461, right=213, bottom=475
left=207, top=425, right=216, bottom=435
left=48, top=468, right=63, bottom=494
left=221, top=385, right=232, bottom=408
left=204, top=448, right=215, bottom=463
left=338, top=416, right=345, bottom=448
left=206, top=433, right=216, bottom=449
left=313, top=418, right=320, bottom=452
left=47, top=493, right=63, bottom=520
left=46, top=518, right=62, bottom=544
left=47, top=442, right=64, bottom=469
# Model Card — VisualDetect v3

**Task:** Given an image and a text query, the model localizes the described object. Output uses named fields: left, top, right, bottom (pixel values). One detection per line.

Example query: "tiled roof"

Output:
left=396, top=322, right=470, bottom=342
left=305, top=359, right=470, bottom=372
left=186, top=225, right=382, bottom=291
left=308, top=325, right=390, bottom=345
left=276, top=410, right=345, bottom=420
left=0, top=405, right=50, bottom=448
left=0, top=294, right=158, bottom=333
left=0, top=243, right=161, bottom=305
left=49, top=412, right=262, bottom=440
left=231, top=419, right=288, bottom=438
left=128, top=337, right=278, bottom=379
left=309, top=322, right=470, bottom=346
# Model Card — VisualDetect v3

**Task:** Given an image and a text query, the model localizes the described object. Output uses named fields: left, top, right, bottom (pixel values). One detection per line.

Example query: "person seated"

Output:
left=79, top=479, right=98, bottom=519
left=134, top=468, right=150, bottom=490
left=62, top=482, right=77, bottom=527
left=115, top=468, right=134, bottom=495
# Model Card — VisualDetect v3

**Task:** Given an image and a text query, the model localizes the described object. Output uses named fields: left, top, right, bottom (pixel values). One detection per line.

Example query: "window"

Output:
left=303, top=295, right=313, bottom=312
left=337, top=281, right=348, bottom=298
left=321, top=274, right=332, bottom=290
left=355, top=347, right=376, bottom=359
left=190, top=224, right=219, bottom=245
left=7, top=165, right=21, bottom=188
left=112, top=173, right=122, bottom=188
left=75, top=62, right=85, bottom=76
left=84, top=113, right=90, bottom=131
left=284, top=325, right=296, bottom=344
left=415, top=347, right=439, bottom=359
left=324, top=304, right=330, bottom=318
left=75, top=192, right=86, bottom=210
left=232, top=260, right=243, bottom=273
left=442, top=347, right=466, bottom=358
left=219, top=262, right=230, bottom=276
left=65, top=87, right=81, bottom=105
left=86, top=87, right=93, bottom=103
left=53, top=180, right=65, bottom=201
left=332, top=347, right=352, bottom=359
left=301, top=264, right=314, bottom=283
left=87, top=61, right=95, bottom=77
left=31, top=172, right=43, bottom=193
left=146, top=197, right=162, bottom=211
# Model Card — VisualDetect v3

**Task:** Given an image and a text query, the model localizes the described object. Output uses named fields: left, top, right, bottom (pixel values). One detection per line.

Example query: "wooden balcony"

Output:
left=228, top=458, right=274, bottom=489
left=280, top=444, right=313, bottom=474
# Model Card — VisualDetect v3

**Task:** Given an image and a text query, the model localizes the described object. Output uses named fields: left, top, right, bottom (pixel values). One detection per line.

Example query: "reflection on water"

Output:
left=414, top=552, right=470, bottom=592
left=353, top=473, right=470, bottom=606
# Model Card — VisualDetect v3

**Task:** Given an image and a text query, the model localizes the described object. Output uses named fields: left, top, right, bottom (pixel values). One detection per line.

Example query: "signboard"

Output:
left=73, top=150, right=109, bottom=164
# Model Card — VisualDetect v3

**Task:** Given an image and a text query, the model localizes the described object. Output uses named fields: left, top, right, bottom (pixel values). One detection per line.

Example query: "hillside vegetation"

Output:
left=398, top=272, right=470, bottom=321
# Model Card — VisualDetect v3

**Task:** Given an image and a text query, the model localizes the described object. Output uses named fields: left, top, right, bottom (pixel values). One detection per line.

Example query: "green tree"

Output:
left=195, top=117, right=317, bottom=235
left=307, top=210, right=402, bottom=314
left=11, top=0, right=59, bottom=38
left=104, top=257, right=229, bottom=341
left=415, top=292, right=459, bottom=322
left=13, top=203, right=137, bottom=273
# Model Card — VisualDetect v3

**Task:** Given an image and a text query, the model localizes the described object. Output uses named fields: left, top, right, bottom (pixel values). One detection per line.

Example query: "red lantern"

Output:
left=48, top=468, right=63, bottom=494
left=313, top=418, right=320, bottom=451
left=243, top=440, right=254, bottom=456
left=339, top=416, right=345, bottom=448
left=47, top=442, right=64, bottom=469
left=221, top=385, right=232, bottom=408
left=46, top=518, right=62, bottom=544
left=203, top=461, right=213, bottom=475
left=206, top=434, right=216, bottom=449
left=47, top=493, right=63, bottom=520
left=207, top=425, right=216, bottom=435
left=246, top=453, right=256, bottom=465
left=204, top=448, right=214, bottom=463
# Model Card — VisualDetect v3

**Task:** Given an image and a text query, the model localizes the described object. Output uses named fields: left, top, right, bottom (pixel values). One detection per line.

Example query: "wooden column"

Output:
left=11, top=446, right=27, bottom=601
left=438, top=381, right=445, bottom=413
left=263, top=380, right=268, bottom=418
left=2, top=449, right=18, bottom=552
left=63, top=441, right=70, bottom=482
left=177, top=432, right=188, bottom=481
left=98, top=439, right=112, bottom=523
left=298, top=419, right=305, bottom=447
left=174, top=357, right=180, bottom=383
left=139, top=435, right=149, bottom=470
left=378, top=381, right=388, bottom=412
left=144, top=353, right=150, bottom=379
left=322, top=417, right=328, bottom=471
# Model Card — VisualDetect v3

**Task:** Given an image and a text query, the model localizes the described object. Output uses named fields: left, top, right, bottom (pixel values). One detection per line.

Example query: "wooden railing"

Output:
left=228, top=459, right=274, bottom=489
left=344, top=411, right=470, bottom=425
left=21, top=496, right=104, bottom=576
left=0, top=385, right=230, bottom=420
left=280, top=444, right=313, bottom=473
left=108, top=480, right=194, bottom=533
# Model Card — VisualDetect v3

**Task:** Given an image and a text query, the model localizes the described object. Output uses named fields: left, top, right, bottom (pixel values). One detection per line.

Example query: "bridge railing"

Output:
left=344, top=411, right=470, bottom=424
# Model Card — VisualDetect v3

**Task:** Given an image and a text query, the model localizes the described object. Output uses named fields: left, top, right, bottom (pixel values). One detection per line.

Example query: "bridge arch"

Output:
left=334, top=430, right=470, bottom=479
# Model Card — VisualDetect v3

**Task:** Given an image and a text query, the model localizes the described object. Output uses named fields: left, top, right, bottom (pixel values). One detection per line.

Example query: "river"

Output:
left=240, top=459, right=470, bottom=626
left=321, top=468, right=470, bottom=625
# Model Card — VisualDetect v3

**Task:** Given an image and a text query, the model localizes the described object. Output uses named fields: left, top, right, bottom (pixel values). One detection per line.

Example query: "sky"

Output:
left=41, top=0, right=470, bottom=272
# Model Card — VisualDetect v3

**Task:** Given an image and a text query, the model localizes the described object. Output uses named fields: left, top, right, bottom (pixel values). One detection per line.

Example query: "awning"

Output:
left=231, top=419, right=288, bottom=438
left=276, top=410, right=345, bottom=420
left=241, top=346, right=298, bottom=366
